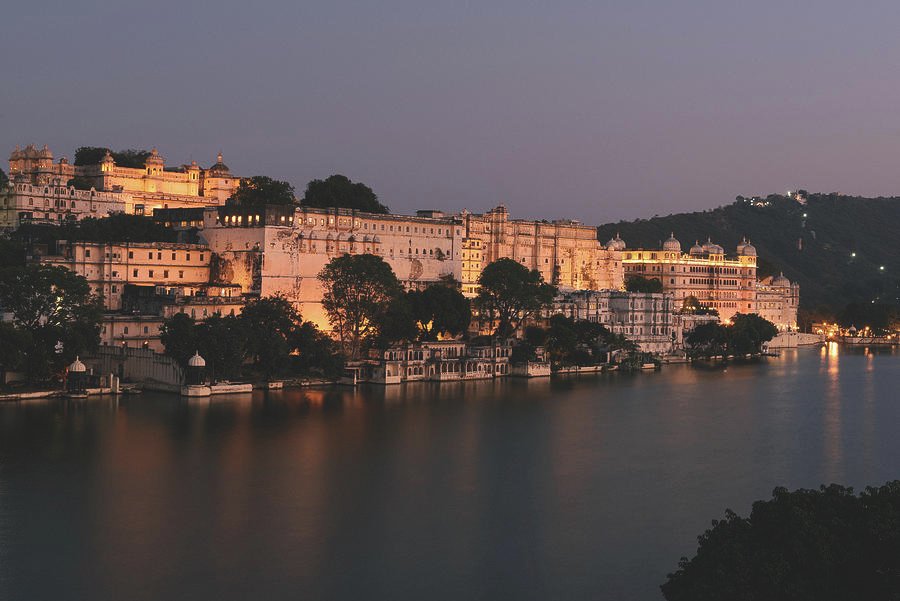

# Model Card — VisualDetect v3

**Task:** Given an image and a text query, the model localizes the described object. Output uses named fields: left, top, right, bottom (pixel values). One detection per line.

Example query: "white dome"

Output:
left=68, top=356, right=87, bottom=373
left=689, top=241, right=704, bottom=255
left=606, top=233, right=626, bottom=251
left=188, top=351, right=206, bottom=368
left=702, top=238, right=724, bottom=254
left=772, top=272, right=791, bottom=287
left=739, top=238, right=757, bottom=256
left=662, top=233, right=681, bottom=252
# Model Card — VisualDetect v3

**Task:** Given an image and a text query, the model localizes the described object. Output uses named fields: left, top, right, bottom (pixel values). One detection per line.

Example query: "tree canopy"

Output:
left=15, top=214, right=178, bottom=246
left=0, top=265, right=102, bottom=381
left=625, top=275, right=664, bottom=293
left=407, top=284, right=472, bottom=340
left=302, top=174, right=389, bottom=214
left=686, top=313, right=777, bottom=358
left=227, top=176, right=296, bottom=206
left=475, top=258, right=557, bottom=338
left=661, top=481, right=900, bottom=601
left=160, top=295, right=343, bottom=381
left=318, top=253, right=404, bottom=358
left=73, top=147, right=152, bottom=168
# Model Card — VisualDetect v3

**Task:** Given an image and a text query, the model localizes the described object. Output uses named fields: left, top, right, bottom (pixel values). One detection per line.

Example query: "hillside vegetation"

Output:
left=598, top=194, right=900, bottom=322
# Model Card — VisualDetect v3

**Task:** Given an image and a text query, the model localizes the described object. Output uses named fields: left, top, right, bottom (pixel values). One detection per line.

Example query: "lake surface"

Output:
left=2, top=344, right=899, bottom=600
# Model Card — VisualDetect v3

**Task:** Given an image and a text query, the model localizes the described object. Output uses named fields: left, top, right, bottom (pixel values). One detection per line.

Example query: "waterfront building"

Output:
left=756, top=272, right=800, bottom=330
left=549, top=289, right=691, bottom=354
left=197, top=204, right=625, bottom=327
left=343, top=340, right=514, bottom=385
left=619, top=234, right=757, bottom=322
left=5, top=144, right=240, bottom=223
left=548, top=289, right=724, bottom=355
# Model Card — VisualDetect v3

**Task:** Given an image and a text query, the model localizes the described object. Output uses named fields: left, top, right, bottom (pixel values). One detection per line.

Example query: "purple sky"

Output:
left=5, top=1, right=900, bottom=223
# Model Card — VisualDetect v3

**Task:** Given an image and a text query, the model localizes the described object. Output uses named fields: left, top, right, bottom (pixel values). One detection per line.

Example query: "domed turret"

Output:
left=9, top=145, right=22, bottom=161
left=39, top=144, right=53, bottom=159
left=188, top=351, right=206, bottom=368
left=702, top=237, right=724, bottom=255
left=68, top=356, right=87, bottom=373
left=145, top=147, right=164, bottom=166
left=772, top=272, right=791, bottom=287
left=606, top=233, right=626, bottom=251
left=662, top=232, right=681, bottom=252
left=737, top=237, right=757, bottom=256
left=689, top=240, right=704, bottom=255
left=208, top=152, right=230, bottom=175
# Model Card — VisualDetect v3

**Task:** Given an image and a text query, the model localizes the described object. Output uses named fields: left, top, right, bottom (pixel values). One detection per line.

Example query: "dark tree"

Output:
left=74, top=146, right=109, bottom=165
left=194, top=314, right=248, bottom=381
left=727, top=313, right=778, bottom=355
left=407, top=285, right=472, bottom=340
left=661, top=481, right=900, bottom=601
left=15, top=214, right=178, bottom=245
left=292, top=321, right=345, bottom=379
left=240, top=296, right=300, bottom=378
left=625, top=275, right=664, bottom=293
left=0, top=265, right=102, bottom=381
left=318, top=253, right=403, bottom=358
left=302, top=174, right=389, bottom=214
left=475, top=258, right=557, bottom=338
left=686, top=322, right=728, bottom=359
left=160, top=313, right=198, bottom=368
left=373, top=294, right=419, bottom=348
left=227, top=176, right=296, bottom=206
left=73, top=147, right=151, bottom=168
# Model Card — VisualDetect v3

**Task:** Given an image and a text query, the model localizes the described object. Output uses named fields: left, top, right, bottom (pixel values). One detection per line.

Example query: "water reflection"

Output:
left=2, top=347, right=900, bottom=601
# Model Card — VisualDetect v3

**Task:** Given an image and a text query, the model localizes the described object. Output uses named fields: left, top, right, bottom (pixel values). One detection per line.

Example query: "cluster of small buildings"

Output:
left=2, top=144, right=801, bottom=374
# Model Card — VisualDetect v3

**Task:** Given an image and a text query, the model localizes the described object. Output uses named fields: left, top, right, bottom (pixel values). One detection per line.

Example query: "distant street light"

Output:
left=880, top=266, right=885, bottom=271
left=851, top=252, right=856, bottom=257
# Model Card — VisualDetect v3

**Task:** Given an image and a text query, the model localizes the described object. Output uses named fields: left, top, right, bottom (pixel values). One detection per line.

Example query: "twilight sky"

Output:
left=4, top=0, right=900, bottom=223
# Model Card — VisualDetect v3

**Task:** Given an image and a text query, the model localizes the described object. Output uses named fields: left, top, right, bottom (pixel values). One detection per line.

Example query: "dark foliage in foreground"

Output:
left=661, top=481, right=900, bottom=601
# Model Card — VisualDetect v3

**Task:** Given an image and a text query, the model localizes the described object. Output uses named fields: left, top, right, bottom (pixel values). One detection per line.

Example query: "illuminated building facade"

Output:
left=199, top=204, right=626, bottom=328
left=619, top=234, right=759, bottom=323
left=39, top=241, right=216, bottom=311
left=616, top=233, right=799, bottom=328
left=459, top=205, right=623, bottom=296
left=755, top=273, right=800, bottom=330
left=6, top=144, right=240, bottom=220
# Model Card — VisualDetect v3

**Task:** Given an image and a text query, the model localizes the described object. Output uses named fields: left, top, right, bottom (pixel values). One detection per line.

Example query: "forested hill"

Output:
left=597, top=193, right=900, bottom=318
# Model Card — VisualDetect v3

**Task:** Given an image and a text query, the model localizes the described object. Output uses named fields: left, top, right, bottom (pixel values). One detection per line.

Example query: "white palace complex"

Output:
left=3, top=143, right=800, bottom=351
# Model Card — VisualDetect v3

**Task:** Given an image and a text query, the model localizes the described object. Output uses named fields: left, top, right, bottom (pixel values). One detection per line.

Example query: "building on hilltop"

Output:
left=3, top=144, right=240, bottom=228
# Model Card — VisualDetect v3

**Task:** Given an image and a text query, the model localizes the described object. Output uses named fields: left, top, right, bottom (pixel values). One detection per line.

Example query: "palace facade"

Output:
left=196, top=204, right=625, bottom=328
left=3, top=144, right=240, bottom=228
left=614, top=233, right=799, bottom=329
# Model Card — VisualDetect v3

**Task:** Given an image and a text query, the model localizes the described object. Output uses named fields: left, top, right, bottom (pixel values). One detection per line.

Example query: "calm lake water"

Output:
left=2, top=344, right=899, bottom=600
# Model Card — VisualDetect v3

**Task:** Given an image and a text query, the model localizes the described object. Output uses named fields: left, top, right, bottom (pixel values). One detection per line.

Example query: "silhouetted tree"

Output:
left=475, top=258, right=557, bottom=338
left=227, top=176, right=296, bottom=206
left=625, top=275, right=663, bottom=293
left=662, top=481, right=900, bottom=601
left=318, top=253, right=404, bottom=358
left=303, top=174, right=389, bottom=213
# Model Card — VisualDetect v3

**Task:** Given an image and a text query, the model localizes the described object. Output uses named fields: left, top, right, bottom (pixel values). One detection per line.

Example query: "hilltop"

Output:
left=598, top=193, right=900, bottom=322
